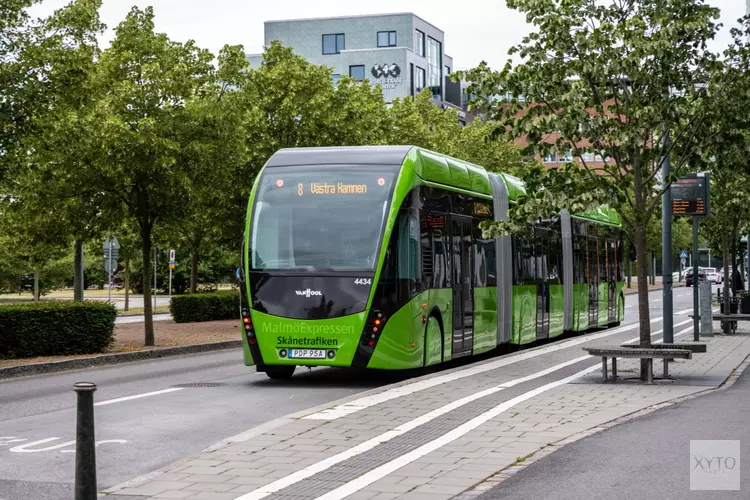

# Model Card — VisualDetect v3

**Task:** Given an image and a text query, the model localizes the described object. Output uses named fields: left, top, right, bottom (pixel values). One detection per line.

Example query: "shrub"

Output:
left=170, top=291, right=238, bottom=323
left=0, top=301, right=117, bottom=358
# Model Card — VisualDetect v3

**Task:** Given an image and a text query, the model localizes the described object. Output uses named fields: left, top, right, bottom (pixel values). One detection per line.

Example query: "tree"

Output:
left=79, top=6, right=216, bottom=345
left=695, top=17, right=750, bottom=327
left=458, top=0, right=720, bottom=379
left=451, top=120, right=529, bottom=176
left=0, top=0, right=104, bottom=300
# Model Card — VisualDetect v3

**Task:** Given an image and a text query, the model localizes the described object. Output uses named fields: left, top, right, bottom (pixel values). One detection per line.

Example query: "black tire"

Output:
left=265, top=365, right=296, bottom=380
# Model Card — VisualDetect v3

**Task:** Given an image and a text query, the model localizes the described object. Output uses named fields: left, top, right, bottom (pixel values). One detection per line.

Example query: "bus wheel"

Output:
left=265, top=365, right=296, bottom=380
left=424, top=315, right=443, bottom=367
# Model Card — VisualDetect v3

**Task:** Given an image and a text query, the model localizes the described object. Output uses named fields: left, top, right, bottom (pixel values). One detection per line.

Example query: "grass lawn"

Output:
left=118, top=305, right=171, bottom=316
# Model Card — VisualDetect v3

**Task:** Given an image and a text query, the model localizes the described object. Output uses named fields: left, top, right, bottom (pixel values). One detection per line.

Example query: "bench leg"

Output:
left=602, top=357, right=608, bottom=381
left=663, top=358, right=669, bottom=378
left=611, top=357, right=617, bottom=380
left=646, top=359, right=654, bottom=385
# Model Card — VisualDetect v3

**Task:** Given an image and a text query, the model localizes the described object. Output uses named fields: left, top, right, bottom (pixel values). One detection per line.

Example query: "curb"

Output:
left=0, top=340, right=242, bottom=380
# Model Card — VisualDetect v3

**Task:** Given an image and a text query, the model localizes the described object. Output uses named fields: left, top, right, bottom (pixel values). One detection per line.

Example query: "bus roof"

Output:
left=265, top=146, right=621, bottom=227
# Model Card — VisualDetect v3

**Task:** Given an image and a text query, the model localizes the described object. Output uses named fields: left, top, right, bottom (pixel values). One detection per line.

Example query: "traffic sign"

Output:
left=169, top=249, right=175, bottom=262
left=102, top=236, right=121, bottom=251
left=103, top=236, right=120, bottom=274
left=680, top=250, right=688, bottom=259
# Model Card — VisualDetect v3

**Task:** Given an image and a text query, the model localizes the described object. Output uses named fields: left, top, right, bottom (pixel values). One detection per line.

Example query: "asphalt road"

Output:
left=479, top=344, right=750, bottom=499
left=0, top=285, right=708, bottom=500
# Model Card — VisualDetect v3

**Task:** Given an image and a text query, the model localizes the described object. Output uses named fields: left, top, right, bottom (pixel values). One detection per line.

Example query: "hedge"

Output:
left=170, top=291, right=239, bottom=323
left=0, top=301, right=117, bottom=358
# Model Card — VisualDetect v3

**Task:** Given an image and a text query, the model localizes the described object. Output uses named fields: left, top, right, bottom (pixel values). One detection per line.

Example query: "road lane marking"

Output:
left=304, top=310, right=692, bottom=421
left=311, top=364, right=601, bottom=500
left=236, top=316, right=694, bottom=500
left=312, top=323, right=700, bottom=500
left=94, top=388, right=183, bottom=407
left=234, top=355, right=596, bottom=500
left=8, top=437, right=127, bottom=453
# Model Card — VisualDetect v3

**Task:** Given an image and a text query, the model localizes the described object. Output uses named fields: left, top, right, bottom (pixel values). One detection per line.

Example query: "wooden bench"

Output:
left=710, top=314, right=750, bottom=334
left=582, top=346, right=691, bottom=384
left=619, top=342, right=707, bottom=376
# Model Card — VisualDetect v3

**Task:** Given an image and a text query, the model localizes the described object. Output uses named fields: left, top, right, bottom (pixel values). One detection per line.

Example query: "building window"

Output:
left=415, top=66, right=425, bottom=91
left=427, top=36, right=442, bottom=95
left=445, top=65, right=451, bottom=75
left=322, top=33, right=345, bottom=54
left=349, top=65, right=365, bottom=80
left=415, top=29, right=425, bottom=57
left=377, top=31, right=396, bottom=47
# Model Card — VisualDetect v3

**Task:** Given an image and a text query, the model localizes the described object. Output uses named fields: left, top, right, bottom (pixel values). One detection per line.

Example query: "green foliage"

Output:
left=0, top=301, right=116, bottom=358
left=457, top=0, right=720, bottom=235
left=170, top=291, right=238, bottom=323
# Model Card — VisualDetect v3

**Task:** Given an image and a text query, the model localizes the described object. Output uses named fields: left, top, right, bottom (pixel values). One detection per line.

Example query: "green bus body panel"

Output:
left=411, top=148, right=454, bottom=186
left=572, top=205, right=621, bottom=226
left=473, top=287, right=498, bottom=354
left=598, top=283, right=608, bottom=326
left=444, top=157, right=473, bottom=191
left=500, top=173, right=526, bottom=202
left=548, top=284, right=565, bottom=337
left=241, top=146, right=626, bottom=371
left=368, top=288, right=453, bottom=369
left=571, top=284, right=590, bottom=331
left=512, top=285, right=537, bottom=344
left=617, top=282, right=625, bottom=322
left=247, top=310, right=366, bottom=367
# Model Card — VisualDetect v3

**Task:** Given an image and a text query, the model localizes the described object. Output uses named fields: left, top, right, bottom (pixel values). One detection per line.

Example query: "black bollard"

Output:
left=74, top=382, right=97, bottom=500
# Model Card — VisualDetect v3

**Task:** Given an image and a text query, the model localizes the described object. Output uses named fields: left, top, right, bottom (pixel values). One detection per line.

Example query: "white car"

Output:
left=703, top=267, right=722, bottom=284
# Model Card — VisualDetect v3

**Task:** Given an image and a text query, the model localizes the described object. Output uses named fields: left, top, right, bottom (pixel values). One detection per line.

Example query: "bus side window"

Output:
left=397, top=212, right=421, bottom=284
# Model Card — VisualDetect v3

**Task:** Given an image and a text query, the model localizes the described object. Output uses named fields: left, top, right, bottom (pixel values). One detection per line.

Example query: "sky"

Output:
left=29, top=0, right=747, bottom=71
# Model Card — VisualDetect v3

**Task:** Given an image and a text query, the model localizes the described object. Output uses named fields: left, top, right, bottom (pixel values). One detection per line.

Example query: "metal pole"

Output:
left=74, top=382, right=97, bottom=500
left=693, top=217, right=700, bottom=341
left=153, top=248, right=157, bottom=310
left=169, top=268, right=172, bottom=301
left=107, top=240, right=112, bottom=303
left=662, top=131, right=673, bottom=343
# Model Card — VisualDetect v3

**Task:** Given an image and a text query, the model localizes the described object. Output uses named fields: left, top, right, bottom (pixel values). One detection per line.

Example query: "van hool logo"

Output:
left=371, top=63, right=401, bottom=78
left=295, top=289, right=322, bottom=297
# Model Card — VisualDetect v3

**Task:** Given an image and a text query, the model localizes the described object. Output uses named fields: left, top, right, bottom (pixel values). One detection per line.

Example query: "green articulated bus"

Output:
left=239, top=146, right=625, bottom=379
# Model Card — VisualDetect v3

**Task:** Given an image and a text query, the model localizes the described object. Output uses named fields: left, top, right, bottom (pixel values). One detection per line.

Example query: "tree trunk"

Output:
left=124, top=257, right=130, bottom=312
left=140, top=223, right=155, bottom=346
left=33, top=268, right=39, bottom=302
left=73, top=239, right=84, bottom=301
left=190, top=250, right=199, bottom=294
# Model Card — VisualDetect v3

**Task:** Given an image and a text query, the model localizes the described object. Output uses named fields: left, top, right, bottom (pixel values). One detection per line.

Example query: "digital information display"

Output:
left=273, top=177, right=387, bottom=196
left=670, top=175, right=709, bottom=217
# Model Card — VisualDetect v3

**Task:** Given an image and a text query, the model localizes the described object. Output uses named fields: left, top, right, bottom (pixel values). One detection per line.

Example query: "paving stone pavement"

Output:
left=105, top=324, right=750, bottom=500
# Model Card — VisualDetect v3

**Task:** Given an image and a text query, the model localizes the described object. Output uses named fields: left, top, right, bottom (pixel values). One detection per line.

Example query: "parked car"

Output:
left=703, top=267, right=722, bottom=284
left=685, top=267, right=707, bottom=287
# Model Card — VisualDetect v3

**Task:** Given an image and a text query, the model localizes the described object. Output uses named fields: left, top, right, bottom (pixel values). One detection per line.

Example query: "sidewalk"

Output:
left=105, top=316, right=750, bottom=500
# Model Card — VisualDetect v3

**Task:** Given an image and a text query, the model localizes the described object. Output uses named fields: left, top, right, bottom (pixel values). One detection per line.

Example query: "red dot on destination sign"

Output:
left=378, top=178, right=385, bottom=186
left=276, top=179, right=284, bottom=187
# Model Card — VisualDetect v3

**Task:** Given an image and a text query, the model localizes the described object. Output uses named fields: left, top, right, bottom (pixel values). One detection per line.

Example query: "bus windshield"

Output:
left=250, top=166, right=396, bottom=271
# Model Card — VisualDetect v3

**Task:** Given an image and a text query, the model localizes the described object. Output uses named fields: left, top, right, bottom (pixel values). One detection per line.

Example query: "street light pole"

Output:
left=662, top=130, right=673, bottom=344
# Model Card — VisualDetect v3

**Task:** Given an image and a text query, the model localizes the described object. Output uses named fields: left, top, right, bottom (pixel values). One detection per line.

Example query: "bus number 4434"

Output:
left=354, top=278, right=372, bottom=285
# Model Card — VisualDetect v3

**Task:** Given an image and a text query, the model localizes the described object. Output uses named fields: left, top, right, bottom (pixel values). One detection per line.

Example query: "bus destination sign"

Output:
left=670, top=175, right=709, bottom=217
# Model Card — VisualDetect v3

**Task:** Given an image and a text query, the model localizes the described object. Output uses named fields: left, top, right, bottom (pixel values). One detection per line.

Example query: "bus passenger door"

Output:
left=535, top=228, right=550, bottom=340
left=588, top=235, right=598, bottom=327
left=608, top=239, right=617, bottom=323
left=451, top=217, right=474, bottom=357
